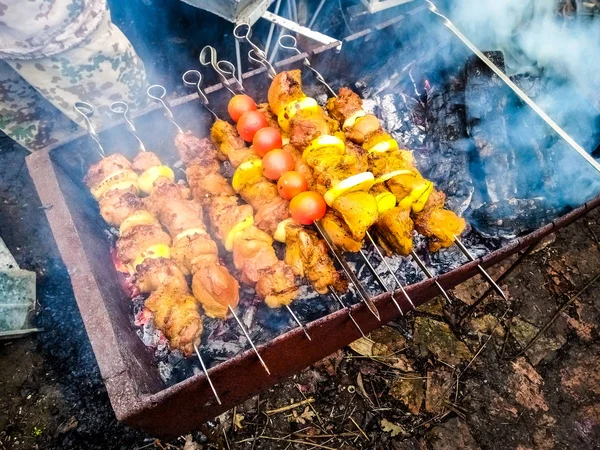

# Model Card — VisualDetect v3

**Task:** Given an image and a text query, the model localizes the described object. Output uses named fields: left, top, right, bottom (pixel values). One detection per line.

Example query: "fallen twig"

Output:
left=266, top=398, right=316, bottom=415
left=237, top=436, right=337, bottom=449
left=350, top=416, right=370, bottom=441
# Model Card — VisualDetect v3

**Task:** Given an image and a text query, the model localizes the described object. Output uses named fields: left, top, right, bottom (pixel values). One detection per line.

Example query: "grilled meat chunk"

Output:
left=345, top=114, right=381, bottom=145
left=206, top=196, right=254, bottom=244
left=171, top=232, right=218, bottom=275
left=232, top=225, right=280, bottom=285
left=136, top=257, right=189, bottom=293
left=415, top=208, right=466, bottom=252
left=255, top=197, right=290, bottom=236
left=99, top=186, right=144, bottom=226
left=143, top=179, right=191, bottom=217
left=145, top=287, right=203, bottom=356
left=284, top=221, right=346, bottom=294
left=116, top=223, right=171, bottom=265
left=256, top=261, right=299, bottom=308
left=132, top=151, right=161, bottom=173
left=187, top=168, right=235, bottom=204
left=211, top=119, right=253, bottom=167
left=175, top=131, right=220, bottom=167
left=192, top=261, right=240, bottom=319
left=84, top=153, right=133, bottom=189
left=326, top=87, right=363, bottom=123
left=157, top=198, right=204, bottom=237
left=320, top=212, right=363, bottom=253
left=374, top=207, right=414, bottom=256
left=257, top=102, right=279, bottom=129
left=331, top=191, right=379, bottom=241
left=268, top=69, right=304, bottom=116
left=290, top=114, right=330, bottom=149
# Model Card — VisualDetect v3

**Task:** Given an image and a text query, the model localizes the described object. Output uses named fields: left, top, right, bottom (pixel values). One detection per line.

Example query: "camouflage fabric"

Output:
left=0, top=12, right=148, bottom=151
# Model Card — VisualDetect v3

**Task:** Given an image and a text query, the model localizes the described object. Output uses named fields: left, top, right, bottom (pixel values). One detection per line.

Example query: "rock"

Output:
left=0, top=236, right=17, bottom=270
left=561, top=353, right=600, bottom=400
left=0, top=269, right=36, bottom=332
left=425, top=368, right=454, bottom=413
left=468, top=314, right=506, bottom=342
left=348, top=326, right=412, bottom=370
left=413, top=317, right=472, bottom=366
left=389, top=376, right=424, bottom=415
left=508, top=357, right=548, bottom=412
left=510, top=317, right=566, bottom=366
left=427, top=417, right=481, bottom=450
left=417, top=297, right=445, bottom=317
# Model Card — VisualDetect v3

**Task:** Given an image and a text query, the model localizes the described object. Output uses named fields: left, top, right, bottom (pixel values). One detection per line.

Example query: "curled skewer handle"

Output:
left=217, top=60, right=246, bottom=94
left=233, top=23, right=266, bottom=60
left=248, top=49, right=277, bottom=79
left=199, top=46, right=242, bottom=95
left=147, top=85, right=183, bottom=134
left=73, top=101, right=105, bottom=158
left=181, top=70, right=219, bottom=121
left=109, top=101, right=146, bottom=152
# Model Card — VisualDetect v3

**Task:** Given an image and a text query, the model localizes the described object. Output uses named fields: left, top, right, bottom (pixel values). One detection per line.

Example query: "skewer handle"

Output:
left=73, top=102, right=106, bottom=158
left=181, top=70, right=219, bottom=120
left=109, top=101, right=146, bottom=153
left=146, top=85, right=184, bottom=134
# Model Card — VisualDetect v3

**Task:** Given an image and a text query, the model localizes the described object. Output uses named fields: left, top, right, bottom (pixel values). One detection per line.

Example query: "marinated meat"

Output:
left=326, top=87, right=363, bottom=123
left=256, top=261, right=299, bottom=308
left=99, top=186, right=144, bottom=226
left=211, top=119, right=253, bottom=167
left=116, top=223, right=171, bottom=265
left=232, top=225, right=280, bottom=285
left=346, top=114, right=380, bottom=144
left=415, top=208, right=466, bottom=252
left=84, top=153, right=133, bottom=189
left=157, top=198, right=204, bottom=237
left=331, top=191, right=379, bottom=241
left=205, top=196, right=254, bottom=243
left=175, top=131, right=220, bottom=166
left=192, top=262, right=240, bottom=319
left=136, top=257, right=189, bottom=293
left=320, top=212, right=363, bottom=253
left=268, top=69, right=304, bottom=116
left=171, top=232, right=218, bottom=275
left=257, top=102, right=279, bottom=129
left=132, top=151, right=161, bottom=173
left=254, top=196, right=290, bottom=236
left=374, top=207, right=414, bottom=256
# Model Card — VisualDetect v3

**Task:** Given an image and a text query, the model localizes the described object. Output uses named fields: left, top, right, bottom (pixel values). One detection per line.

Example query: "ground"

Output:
left=1, top=145, right=600, bottom=450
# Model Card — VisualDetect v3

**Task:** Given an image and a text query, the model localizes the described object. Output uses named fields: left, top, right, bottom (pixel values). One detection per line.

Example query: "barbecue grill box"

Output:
left=26, top=10, right=600, bottom=437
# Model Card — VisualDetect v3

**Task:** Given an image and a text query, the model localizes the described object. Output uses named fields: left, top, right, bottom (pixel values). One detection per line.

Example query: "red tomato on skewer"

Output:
left=289, top=192, right=327, bottom=225
left=277, top=171, right=308, bottom=200
left=228, top=94, right=256, bottom=122
left=237, top=110, right=268, bottom=142
left=253, top=127, right=283, bottom=157
left=262, top=149, right=295, bottom=181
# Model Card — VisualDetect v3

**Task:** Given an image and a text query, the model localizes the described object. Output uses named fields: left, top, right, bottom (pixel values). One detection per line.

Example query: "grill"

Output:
left=26, top=3, right=600, bottom=438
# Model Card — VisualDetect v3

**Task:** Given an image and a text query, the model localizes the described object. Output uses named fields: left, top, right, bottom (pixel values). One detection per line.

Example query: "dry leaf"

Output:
left=291, top=407, right=315, bottom=425
left=183, top=434, right=202, bottom=450
left=381, top=418, right=406, bottom=437
left=233, top=413, right=245, bottom=430
left=356, top=373, right=374, bottom=406
left=349, top=337, right=374, bottom=356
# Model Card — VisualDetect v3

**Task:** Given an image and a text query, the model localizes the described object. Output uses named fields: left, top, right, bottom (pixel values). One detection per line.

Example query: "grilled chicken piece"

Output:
left=143, top=179, right=191, bottom=217
left=256, top=261, right=299, bottom=308
left=415, top=208, right=466, bottom=252
left=175, top=131, right=220, bottom=167
left=369, top=148, right=415, bottom=178
left=346, top=114, right=381, bottom=145
left=171, top=233, right=218, bottom=275
left=386, top=170, right=425, bottom=201
left=192, top=260, right=240, bottom=319
left=211, top=120, right=254, bottom=167
left=136, top=257, right=189, bottom=293
left=268, top=69, right=305, bottom=116
left=255, top=197, right=290, bottom=236
left=320, top=212, right=363, bottom=253
left=257, top=103, right=279, bottom=129
left=314, top=155, right=362, bottom=194
left=187, top=169, right=235, bottom=204
left=326, top=87, right=363, bottom=123
left=99, top=186, right=144, bottom=226
left=284, top=222, right=347, bottom=294
left=206, top=196, right=254, bottom=244
left=239, top=179, right=281, bottom=209
left=282, top=144, right=315, bottom=189
left=289, top=113, right=331, bottom=149
left=145, top=286, right=203, bottom=356
left=345, top=141, right=369, bottom=173
left=84, top=153, right=133, bottom=189
left=331, top=191, right=379, bottom=241
left=232, top=225, right=280, bottom=285
left=132, top=151, right=161, bottom=173
left=374, top=207, right=414, bottom=256
left=156, top=198, right=204, bottom=237
left=116, top=224, right=171, bottom=265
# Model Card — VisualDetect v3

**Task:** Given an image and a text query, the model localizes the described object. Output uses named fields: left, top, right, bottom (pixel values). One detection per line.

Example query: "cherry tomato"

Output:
left=228, top=94, right=257, bottom=122
left=237, top=110, right=268, bottom=142
left=262, top=149, right=295, bottom=181
left=277, top=171, right=308, bottom=200
left=253, top=127, right=283, bottom=157
left=289, top=191, right=327, bottom=225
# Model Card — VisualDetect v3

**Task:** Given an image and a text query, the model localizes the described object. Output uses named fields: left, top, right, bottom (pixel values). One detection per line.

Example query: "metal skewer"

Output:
left=73, top=102, right=106, bottom=158
left=276, top=34, right=456, bottom=306
left=194, top=344, right=221, bottom=405
left=453, top=235, right=507, bottom=301
left=147, top=84, right=273, bottom=374
left=329, top=288, right=367, bottom=338
left=199, top=46, right=246, bottom=95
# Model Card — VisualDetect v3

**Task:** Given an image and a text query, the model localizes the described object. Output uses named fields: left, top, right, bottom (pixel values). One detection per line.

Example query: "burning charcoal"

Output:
left=465, top=52, right=518, bottom=206
left=470, top=198, right=564, bottom=238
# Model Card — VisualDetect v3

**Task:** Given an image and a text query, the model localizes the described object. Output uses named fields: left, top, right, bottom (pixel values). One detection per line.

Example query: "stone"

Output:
left=427, top=417, right=481, bottom=450
left=389, top=376, right=425, bottom=415
left=508, top=357, right=548, bottom=412
left=425, top=368, right=454, bottom=413
left=417, top=297, right=445, bottom=317
left=0, top=237, right=17, bottom=270
left=413, top=317, right=472, bottom=366
left=0, top=269, right=36, bottom=332
left=510, top=317, right=566, bottom=366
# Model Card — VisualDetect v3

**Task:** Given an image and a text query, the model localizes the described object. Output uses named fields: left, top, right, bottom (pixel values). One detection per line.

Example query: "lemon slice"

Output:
left=399, top=181, right=433, bottom=209
left=138, top=165, right=175, bottom=194
left=232, top=158, right=263, bottom=193
left=106, top=179, right=140, bottom=195
left=324, top=172, right=375, bottom=206
left=273, top=218, right=296, bottom=243
left=342, top=110, right=366, bottom=130
left=225, top=216, right=254, bottom=251
left=412, top=182, right=434, bottom=213
left=305, top=135, right=345, bottom=154
left=174, top=227, right=207, bottom=242
left=367, top=139, right=399, bottom=153
left=119, top=210, right=158, bottom=234
left=133, top=243, right=171, bottom=269
left=374, top=169, right=414, bottom=184
left=91, top=170, right=139, bottom=200
left=278, top=97, right=319, bottom=132
left=375, top=192, right=397, bottom=213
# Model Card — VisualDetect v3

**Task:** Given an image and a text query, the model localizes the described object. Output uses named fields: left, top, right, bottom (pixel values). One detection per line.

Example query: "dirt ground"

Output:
left=1, top=139, right=600, bottom=450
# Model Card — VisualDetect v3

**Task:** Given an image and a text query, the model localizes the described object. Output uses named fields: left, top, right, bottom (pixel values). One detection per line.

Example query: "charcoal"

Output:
left=465, top=52, right=519, bottom=207
left=469, top=197, right=564, bottom=238
left=423, top=74, right=474, bottom=215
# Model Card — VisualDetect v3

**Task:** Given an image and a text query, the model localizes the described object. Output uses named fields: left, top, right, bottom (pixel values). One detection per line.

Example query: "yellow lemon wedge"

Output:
left=225, top=216, right=254, bottom=251
left=374, top=169, right=414, bottom=184
left=138, top=165, right=175, bottom=194
left=398, top=181, right=433, bottom=210
left=375, top=191, right=397, bottom=213
left=273, top=218, right=296, bottom=243
left=367, top=139, right=400, bottom=153
left=342, top=110, right=366, bottom=130
left=174, top=227, right=207, bottom=242
left=278, top=97, right=319, bottom=132
left=412, top=182, right=434, bottom=213
left=133, top=243, right=171, bottom=269
left=119, top=210, right=158, bottom=235
left=91, top=170, right=139, bottom=200
left=231, top=158, right=263, bottom=193
left=106, top=179, right=139, bottom=196
left=324, top=172, right=375, bottom=206
left=305, top=135, right=345, bottom=154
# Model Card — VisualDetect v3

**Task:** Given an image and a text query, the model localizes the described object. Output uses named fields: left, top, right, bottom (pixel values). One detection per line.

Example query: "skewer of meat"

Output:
left=192, top=52, right=371, bottom=334
left=275, top=36, right=507, bottom=301
left=146, top=84, right=323, bottom=342
left=74, top=102, right=223, bottom=402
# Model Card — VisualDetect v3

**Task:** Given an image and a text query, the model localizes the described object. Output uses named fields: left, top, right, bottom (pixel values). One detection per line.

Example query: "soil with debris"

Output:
left=2, top=137, right=600, bottom=450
